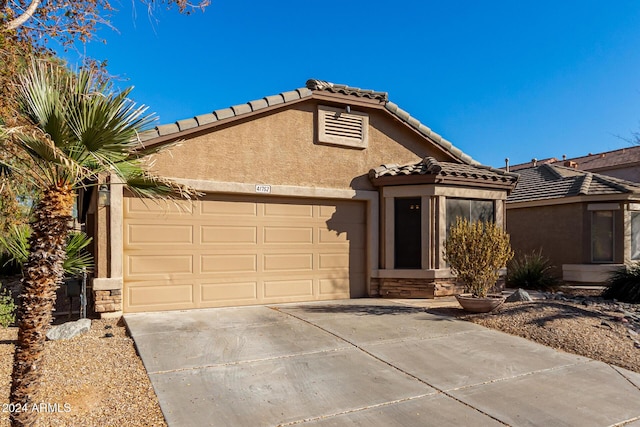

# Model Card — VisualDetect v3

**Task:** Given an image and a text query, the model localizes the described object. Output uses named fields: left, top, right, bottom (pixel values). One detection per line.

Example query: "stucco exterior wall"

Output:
left=507, top=203, right=587, bottom=277
left=148, top=102, right=453, bottom=191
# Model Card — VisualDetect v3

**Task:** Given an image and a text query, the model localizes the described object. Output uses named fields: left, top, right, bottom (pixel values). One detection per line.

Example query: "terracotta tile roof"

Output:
left=507, top=164, right=640, bottom=203
left=138, top=79, right=478, bottom=165
left=506, top=145, right=640, bottom=172
left=369, top=156, right=518, bottom=184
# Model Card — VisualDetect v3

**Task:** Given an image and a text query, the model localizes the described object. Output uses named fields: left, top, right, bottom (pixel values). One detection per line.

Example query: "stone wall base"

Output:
left=94, top=289, right=122, bottom=313
left=370, top=277, right=505, bottom=299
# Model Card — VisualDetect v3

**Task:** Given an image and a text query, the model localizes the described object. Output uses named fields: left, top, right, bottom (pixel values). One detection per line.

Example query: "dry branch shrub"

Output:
left=444, top=218, right=514, bottom=298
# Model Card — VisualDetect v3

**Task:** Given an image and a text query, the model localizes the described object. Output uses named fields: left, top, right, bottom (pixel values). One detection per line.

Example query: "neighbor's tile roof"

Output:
left=507, top=145, right=640, bottom=172
left=138, top=79, right=477, bottom=165
left=507, top=164, right=640, bottom=203
left=370, top=156, right=518, bottom=184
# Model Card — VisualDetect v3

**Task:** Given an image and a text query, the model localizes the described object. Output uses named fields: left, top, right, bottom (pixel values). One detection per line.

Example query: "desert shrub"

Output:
left=602, top=263, right=640, bottom=303
left=506, top=249, right=559, bottom=291
left=444, top=218, right=514, bottom=298
left=0, top=288, right=16, bottom=327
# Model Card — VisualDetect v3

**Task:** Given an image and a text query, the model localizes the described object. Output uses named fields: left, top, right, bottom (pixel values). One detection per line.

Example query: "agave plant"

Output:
left=0, top=60, right=197, bottom=427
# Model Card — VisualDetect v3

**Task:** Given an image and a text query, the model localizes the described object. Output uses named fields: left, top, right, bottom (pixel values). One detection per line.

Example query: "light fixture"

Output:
left=346, top=105, right=351, bottom=113
left=98, top=184, right=110, bottom=207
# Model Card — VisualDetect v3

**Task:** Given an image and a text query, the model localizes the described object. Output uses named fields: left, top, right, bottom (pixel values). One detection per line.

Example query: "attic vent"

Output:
left=317, top=105, right=369, bottom=149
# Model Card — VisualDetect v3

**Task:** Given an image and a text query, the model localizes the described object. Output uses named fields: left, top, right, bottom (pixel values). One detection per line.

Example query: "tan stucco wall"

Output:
left=507, top=202, right=627, bottom=277
left=507, top=203, right=586, bottom=277
left=148, top=101, right=454, bottom=191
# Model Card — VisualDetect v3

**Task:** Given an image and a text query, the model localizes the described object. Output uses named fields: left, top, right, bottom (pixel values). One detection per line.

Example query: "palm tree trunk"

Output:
left=9, top=186, right=74, bottom=427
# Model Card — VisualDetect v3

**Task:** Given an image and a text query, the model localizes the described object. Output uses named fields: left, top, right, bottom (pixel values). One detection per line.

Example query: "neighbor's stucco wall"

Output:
left=148, top=101, right=454, bottom=191
left=507, top=203, right=587, bottom=277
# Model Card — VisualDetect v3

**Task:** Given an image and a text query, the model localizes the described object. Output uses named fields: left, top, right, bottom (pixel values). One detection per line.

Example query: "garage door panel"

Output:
left=127, top=224, right=193, bottom=245
left=263, top=203, right=314, bottom=218
left=127, top=281, right=194, bottom=310
left=201, top=254, right=257, bottom=273
left=128, top=255, right=193, bottom=276
left=200, top=200, right=257, bottom=216
left=126, top=197, right=194, bottom=215
left=263, top=254, right=313, bottom=272
left=263, top=227, right=314, bottom=244
left=264, top=279, right=314, bottom=298
left=124, top=195, right=367, bottom=311
left=201, top=281, right=258, bottom=302
left=201, top=226, right=257, bottom=244
left=319, top=278, right=351, bottom=296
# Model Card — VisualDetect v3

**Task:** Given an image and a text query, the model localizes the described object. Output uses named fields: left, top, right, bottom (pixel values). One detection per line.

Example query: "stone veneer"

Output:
left=94, top=289, right=122, bottom=313
left=370, top=278, right=505, bottom=299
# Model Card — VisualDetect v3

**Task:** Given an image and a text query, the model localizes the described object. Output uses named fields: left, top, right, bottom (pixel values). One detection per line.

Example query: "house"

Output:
left=506, top=163, right=640, bottom=284
left=86, top=79, right=518, bottom=316
left=507, top=145, right=640, bottom=183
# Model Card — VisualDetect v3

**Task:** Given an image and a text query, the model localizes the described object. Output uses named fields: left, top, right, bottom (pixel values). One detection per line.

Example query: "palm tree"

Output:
left=0, top=60, right=196, bottom=427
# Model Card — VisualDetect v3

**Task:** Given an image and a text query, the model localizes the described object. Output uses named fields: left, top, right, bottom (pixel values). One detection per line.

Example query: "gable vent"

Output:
left=318, top=105, right=369, bottom=149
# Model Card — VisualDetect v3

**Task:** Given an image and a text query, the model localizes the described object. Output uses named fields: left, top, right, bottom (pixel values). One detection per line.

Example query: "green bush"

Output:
left=506, top=249, right=559, bottom=291
left=602, top=263, right=640, bottom=303
left=0, top=288, right=16, bottom=328
left=444, top=218, right=514, bottom=298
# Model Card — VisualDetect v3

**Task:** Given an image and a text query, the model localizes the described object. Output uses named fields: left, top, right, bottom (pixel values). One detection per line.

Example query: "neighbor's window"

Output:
left=631, top=212, right=640, bottom=260
left=591, top=210, right=614, bottom=262
left=446, top=199, right=494, bottom=232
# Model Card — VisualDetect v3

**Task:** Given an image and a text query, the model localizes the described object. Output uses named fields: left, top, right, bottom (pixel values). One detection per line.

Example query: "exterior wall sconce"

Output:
left=98, top=184, right=110, bottom=207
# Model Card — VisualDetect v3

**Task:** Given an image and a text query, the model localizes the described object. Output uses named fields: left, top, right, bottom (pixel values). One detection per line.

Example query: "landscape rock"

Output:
left=46, top=318, right=92, bottom=341
left=505, top=288, right=533, bottom=302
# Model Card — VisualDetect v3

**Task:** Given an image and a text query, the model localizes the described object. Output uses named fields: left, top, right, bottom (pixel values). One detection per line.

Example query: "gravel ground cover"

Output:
left=0, top=288, right=637, bottom=426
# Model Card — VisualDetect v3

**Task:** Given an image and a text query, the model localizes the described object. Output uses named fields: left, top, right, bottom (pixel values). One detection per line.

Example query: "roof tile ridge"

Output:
left=541, top=163, right=566, bottom=180
left=578, top=173, right=593, bottom=195
left=384, top=102, right=478, bottom=166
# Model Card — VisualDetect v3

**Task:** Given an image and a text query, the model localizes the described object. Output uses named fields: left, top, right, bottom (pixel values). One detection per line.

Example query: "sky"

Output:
left=58, top=0, right=640, bottom=168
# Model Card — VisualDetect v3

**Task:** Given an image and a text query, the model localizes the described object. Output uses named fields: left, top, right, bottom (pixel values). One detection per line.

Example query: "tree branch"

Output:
left=4, top=0, right=41, bottom=31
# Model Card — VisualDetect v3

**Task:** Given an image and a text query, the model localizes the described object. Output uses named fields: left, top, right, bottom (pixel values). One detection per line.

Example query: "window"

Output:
left=631, top=212, right=640, bottom=260
left=591, top=211, right=614, bottom=262
left=446, top=199, right=494, bottom=232
left=317, top=105, right=369, bottom=149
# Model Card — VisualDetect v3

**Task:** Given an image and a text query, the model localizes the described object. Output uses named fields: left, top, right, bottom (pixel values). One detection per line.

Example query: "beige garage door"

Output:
left=122, top=194, right=367, bottom=312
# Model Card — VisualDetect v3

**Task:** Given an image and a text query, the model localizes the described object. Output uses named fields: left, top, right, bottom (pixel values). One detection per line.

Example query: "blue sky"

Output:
left=60, top=1, right=640, bottom=168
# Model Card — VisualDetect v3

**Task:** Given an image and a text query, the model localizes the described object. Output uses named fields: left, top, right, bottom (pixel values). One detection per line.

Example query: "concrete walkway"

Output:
left=125, top=299, right=640, bottom=427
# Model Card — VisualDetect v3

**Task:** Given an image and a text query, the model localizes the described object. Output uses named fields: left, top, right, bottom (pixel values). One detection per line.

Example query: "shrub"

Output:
left=602, top=263, right=640, bottom=303
left=506, top=249, right=559, bottom=291
left=444, top=218, right=514, bottom=298
left=0, top=288, right=16, bottom=328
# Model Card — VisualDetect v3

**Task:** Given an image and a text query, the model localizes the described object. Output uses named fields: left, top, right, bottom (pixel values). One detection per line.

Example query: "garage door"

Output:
left=122, top=194, right=367, bottom=312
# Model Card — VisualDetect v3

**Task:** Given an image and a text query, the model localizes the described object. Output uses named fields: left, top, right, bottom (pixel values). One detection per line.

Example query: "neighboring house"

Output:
left=507, top=164, right=640, bottom=284
left=507, top=145, right=640, bottom=183
left=86, top=79, right=518, bottom=316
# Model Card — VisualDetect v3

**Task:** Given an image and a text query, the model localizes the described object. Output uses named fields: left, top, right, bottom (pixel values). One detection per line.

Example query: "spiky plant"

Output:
left=506, top=249, right=559, bottom=291
left=0, top=60, right=197, bottom=427
left=602, top=263, right=640, bottom=303
left=444, top=218, right=514, bottom=298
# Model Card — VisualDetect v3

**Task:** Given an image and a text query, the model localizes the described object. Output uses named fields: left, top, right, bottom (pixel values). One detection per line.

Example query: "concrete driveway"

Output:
left=125, top=299, right=640, bottom=427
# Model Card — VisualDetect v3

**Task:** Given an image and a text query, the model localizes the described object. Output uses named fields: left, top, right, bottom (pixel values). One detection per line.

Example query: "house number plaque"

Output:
left=255, top=185, right=271, bottom=194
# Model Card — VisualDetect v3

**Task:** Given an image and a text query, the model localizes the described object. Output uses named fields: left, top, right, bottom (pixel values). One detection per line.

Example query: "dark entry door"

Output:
left=394, top=198, right=421, bottom=269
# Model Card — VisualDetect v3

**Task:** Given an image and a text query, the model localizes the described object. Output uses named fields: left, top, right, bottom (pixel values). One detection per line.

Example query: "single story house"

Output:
left=86, top=79, right=518, bottom=316
left=507, top=163, right=640, bottom=283
left=507, top=145, right=640, bottom=183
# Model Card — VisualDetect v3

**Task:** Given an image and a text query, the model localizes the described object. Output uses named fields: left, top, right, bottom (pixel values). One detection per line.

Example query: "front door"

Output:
left=394, top=197, right=421, bottom=269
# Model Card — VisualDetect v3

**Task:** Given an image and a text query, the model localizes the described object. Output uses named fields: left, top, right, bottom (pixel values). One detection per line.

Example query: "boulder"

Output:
left=505, top=288, right=533, bottom=303
left=46, top=318, right=92, bottom=341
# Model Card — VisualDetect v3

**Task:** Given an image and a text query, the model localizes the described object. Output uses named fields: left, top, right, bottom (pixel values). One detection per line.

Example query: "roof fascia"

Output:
left=371, top=174, right=516, bottom=191
left=506, top=193, right=638, bottom=209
